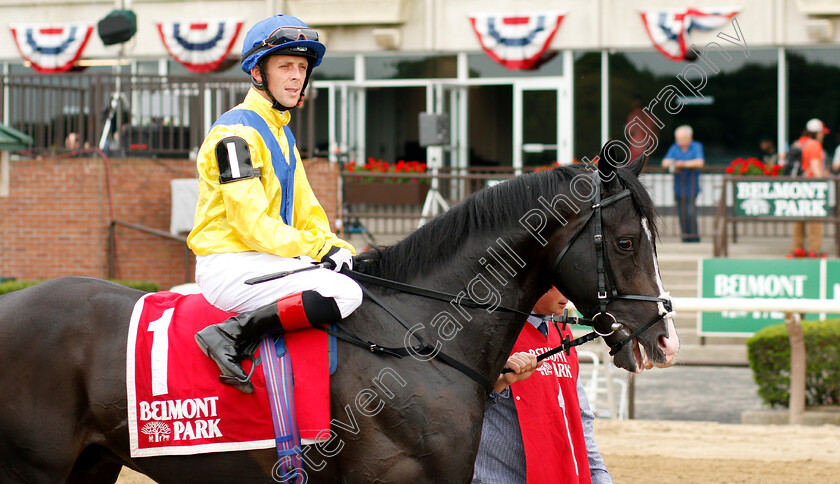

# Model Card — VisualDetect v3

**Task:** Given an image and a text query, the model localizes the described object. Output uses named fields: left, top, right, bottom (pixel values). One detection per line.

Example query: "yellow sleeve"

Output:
left=206, top=125, right=332, bottom=258
left=291, top=150, right=357, bottom=258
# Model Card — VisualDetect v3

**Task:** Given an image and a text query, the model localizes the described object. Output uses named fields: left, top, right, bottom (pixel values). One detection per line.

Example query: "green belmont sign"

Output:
left=699, top=259, right=832, bottom=335
left=733, top=180, right=834, bottom=218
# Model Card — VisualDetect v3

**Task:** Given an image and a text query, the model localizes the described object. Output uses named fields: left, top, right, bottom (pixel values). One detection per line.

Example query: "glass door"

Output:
left=513, top=65, right=573, bottom=174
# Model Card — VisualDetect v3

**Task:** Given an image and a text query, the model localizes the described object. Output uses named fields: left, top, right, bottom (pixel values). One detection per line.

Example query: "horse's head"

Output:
left=550, top=144, right=679, bottom=373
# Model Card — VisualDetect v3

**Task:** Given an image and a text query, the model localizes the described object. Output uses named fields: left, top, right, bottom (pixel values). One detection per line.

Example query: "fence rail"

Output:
left=341, top=169, right=837, bottom=241
left=1, top=73, right=250, bottom=157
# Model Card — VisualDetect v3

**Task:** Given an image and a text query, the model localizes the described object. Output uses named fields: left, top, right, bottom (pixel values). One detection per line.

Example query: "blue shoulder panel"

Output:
left=212, top=110, right=297, bottom=225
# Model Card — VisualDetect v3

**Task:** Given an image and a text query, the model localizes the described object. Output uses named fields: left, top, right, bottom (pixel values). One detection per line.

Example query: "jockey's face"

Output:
left=251, top=54, right=309, bottom=108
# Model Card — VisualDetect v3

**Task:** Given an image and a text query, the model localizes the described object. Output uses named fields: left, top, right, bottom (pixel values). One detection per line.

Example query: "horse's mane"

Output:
left=355, top=164, right=658, bottom=281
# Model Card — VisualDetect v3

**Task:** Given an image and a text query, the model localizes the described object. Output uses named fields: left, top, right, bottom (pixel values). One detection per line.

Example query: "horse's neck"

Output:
left=410, top=233, right=550, bottom=382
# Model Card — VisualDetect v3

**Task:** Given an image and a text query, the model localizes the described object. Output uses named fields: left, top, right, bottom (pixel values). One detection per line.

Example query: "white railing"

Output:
left=571, top=298, right=833, bottom=424
left=672, top=297, right=840, bottom=314
left=569, top=297, right=840, bottom=315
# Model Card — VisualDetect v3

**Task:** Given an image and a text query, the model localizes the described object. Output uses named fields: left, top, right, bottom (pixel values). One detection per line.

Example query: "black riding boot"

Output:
left=195, top=291, right=342, bottom=393
left=195, top=303, right=280, bottom=393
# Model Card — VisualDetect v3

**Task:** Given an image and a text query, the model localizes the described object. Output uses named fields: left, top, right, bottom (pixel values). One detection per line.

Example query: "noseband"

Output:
left=550, top=172, right=672, bottom=356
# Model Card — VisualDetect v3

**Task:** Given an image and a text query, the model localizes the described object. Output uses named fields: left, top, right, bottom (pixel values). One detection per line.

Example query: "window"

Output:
left=787, top=48, right=840, bottom=158
left=467, top=52, right=563, bottom=78
left=609, top=49, right=777, bottom=165
left=366, top=54, right=456, bottom=79
left=573, top=52, right=601, bottom=161
left=311, top=55, right=354, bottom=81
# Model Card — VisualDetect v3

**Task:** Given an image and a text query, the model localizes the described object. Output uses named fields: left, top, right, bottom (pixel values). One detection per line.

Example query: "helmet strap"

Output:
left=296, top=62, right=315, bottom=108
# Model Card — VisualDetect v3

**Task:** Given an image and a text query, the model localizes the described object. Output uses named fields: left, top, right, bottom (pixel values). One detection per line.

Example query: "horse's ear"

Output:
left=597, top=142, right=615, bottom=183
left=629, top=150, right=648, bottom=178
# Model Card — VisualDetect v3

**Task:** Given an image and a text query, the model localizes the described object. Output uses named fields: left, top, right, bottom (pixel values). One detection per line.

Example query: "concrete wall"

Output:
left=0, top=154, right=341, bottom=289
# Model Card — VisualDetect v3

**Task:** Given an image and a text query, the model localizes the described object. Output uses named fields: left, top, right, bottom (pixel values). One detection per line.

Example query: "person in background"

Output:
left=758, top=136, right=779, bottom=167
left=65, top=132, right=80, bottom=152
left=473, top=287, right=612, bottom=484
left=625, top=96, right=659, bottom=162
left=831, top=128, right=840, bottom=174
left=662, top=125, right=704, bottom=243
left=789, top=118, right=828, bottom=258
left=187, top=14, right=362, bottom=393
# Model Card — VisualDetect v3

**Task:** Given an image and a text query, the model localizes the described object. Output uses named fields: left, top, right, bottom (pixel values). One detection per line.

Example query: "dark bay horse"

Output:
left=0, top=152, right=679, bottom=483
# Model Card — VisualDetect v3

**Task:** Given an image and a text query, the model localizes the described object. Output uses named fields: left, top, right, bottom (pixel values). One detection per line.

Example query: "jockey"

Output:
left=187, top=14, right=362, bottom=393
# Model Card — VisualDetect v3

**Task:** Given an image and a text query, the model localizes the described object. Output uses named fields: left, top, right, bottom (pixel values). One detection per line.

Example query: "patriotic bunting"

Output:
left=157, top=20, right=244, bottom=73
left=640, top=8, right=741, bottom=61
left=469, top=12, right=565, bottom=70
left=9, top=23, right=94, bottom=73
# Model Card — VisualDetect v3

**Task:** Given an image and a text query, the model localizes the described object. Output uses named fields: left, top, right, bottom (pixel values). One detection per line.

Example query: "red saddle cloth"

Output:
left=126, top=291, right=330, bottom=457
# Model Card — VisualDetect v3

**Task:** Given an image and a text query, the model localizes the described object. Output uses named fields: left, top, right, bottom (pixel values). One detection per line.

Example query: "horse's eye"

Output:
left=618, top=238, right=633, bottom=251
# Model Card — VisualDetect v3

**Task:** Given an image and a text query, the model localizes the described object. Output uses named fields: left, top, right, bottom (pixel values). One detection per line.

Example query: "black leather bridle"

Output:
left=550, top=171, right=673, bottom=357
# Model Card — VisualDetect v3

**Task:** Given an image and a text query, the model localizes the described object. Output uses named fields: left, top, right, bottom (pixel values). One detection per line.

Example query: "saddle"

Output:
left=126, top=291, right=334, bottom=458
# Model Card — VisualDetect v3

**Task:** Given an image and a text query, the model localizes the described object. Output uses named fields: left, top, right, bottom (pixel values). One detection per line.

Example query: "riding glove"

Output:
left=322, top=246, right=354, bottom=272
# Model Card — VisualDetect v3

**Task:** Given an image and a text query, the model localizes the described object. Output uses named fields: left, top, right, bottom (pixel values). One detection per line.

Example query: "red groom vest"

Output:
left=509, top=322, right=591, bottom=484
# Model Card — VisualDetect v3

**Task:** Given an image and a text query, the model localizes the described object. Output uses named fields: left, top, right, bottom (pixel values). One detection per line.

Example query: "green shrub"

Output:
left=747, top=319, right=840, bottom=408
left=0, top=280, right=42, bottom=295
left=0, top=279, right=159, bottom=295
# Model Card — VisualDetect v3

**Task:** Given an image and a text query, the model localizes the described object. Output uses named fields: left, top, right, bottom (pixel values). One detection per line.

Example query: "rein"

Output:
left=343, top=269, right=611, bottom=378
left=320, top=172, right=672, bottom=391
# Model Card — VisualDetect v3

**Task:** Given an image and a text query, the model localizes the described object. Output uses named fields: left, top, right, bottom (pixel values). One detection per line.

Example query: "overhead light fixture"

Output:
left=804, top=18, right=835, bottom=42
left=373, top=28, right=401, bottom=50
left=76, top=58, right=131, bottom=67
left=98, top=9, right=137, bottom=46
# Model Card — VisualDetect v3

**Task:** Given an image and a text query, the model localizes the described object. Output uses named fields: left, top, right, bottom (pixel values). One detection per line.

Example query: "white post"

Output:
left=601, top=50, right=609, bottom=147
left=0, top=150, right=10, bottom=198
left=560, top=50, right=574, bottom=164
left=777, top=47, right=787, bottom=153
left=513, top=83, right=523, bottom=175
left=203, top=89, right=212, bottom=140
left=354, top=55, right=366, bottom=163
left=458, top=85, right=468, bottom=199
left=327, top=85, right=337, bottom=163
left=786, top=312, right=806, bottom=425
left=339, top=84, right=349, bottom=162
left=2, top=63, right=9, bottom=125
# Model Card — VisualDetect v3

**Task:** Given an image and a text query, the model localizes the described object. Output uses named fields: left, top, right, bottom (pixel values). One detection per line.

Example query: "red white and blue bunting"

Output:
left=640, top=8, right=740, bottom=61
left=156, top=19, right=244, bottom=73
left=9, top=23, right=94, bottom=73
left=469, top=12, right=565, bottom=70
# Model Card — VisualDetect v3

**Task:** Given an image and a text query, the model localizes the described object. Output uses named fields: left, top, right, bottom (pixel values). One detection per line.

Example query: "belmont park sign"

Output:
left=700, top=258, right=840, bottom=336
left=734, top=180, right=834, bottom=218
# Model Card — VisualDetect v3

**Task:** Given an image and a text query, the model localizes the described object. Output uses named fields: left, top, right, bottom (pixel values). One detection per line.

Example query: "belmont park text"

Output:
left=737, top=180, right=830, bottom=217
left=715, top=273, right=807, bottom=298
left=139, top=397, right=221, bottom=441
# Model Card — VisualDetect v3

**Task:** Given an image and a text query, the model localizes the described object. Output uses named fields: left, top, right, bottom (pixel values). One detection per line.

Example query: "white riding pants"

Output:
left=195, top=252, right=363, bottom=318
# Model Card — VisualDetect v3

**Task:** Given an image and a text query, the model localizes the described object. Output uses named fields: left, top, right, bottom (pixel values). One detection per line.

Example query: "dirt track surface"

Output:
left=596, top=419, right=840, bottom=483
left=117, top=418, right=840, bottom=483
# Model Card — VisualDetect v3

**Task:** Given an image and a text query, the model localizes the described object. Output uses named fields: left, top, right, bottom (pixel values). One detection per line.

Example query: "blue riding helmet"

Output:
left=241, top=15, right=326, bottom=73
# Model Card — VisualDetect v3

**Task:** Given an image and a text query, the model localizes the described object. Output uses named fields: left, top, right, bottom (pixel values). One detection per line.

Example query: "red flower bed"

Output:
left=344, top=158, right=427, bottom=183
left=725, top=157, right=781, bottom=177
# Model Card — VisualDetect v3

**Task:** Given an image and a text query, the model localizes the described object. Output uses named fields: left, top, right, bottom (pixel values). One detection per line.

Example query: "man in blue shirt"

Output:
left=662, top=125, right=704, bottom=242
